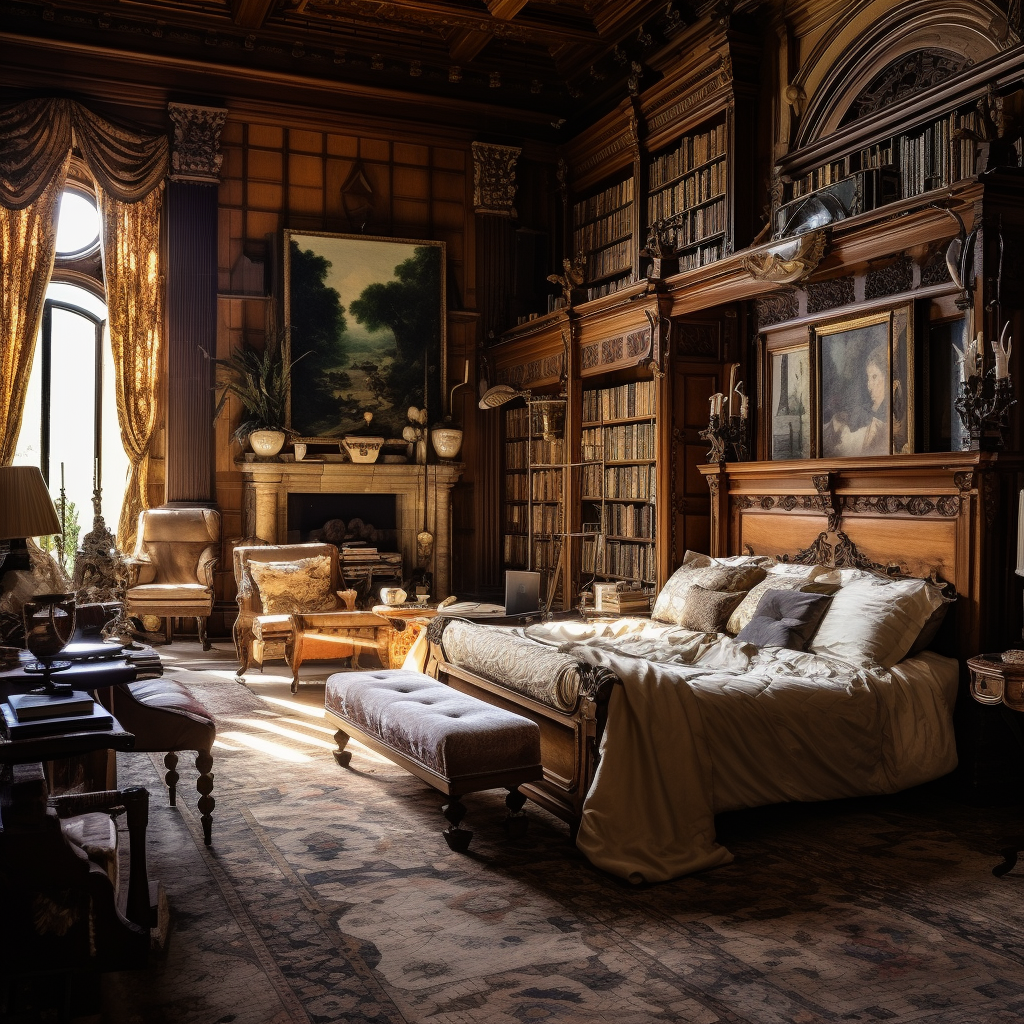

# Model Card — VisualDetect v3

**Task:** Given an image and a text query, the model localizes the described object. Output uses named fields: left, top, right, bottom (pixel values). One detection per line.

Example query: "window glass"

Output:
left=54, top=191, right=100, bottom=257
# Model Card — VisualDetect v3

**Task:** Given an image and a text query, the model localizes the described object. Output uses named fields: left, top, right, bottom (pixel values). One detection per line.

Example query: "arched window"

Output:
left=13, top=186, right=129, bottom=565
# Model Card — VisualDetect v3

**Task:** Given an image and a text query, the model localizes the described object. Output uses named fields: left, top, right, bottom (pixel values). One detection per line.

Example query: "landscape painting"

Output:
left=283, top=231, right=446, bottom=440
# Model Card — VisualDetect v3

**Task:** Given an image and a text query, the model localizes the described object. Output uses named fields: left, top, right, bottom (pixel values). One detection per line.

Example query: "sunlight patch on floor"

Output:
left=259, top=695, right=327, bottom=718
left=217, top=730, right=313, bottom=762
left=212, top=739, right=244, bottom=751
left=277, top=717, right=336, bottom=736
left=223, top=717, right=337, bottom=750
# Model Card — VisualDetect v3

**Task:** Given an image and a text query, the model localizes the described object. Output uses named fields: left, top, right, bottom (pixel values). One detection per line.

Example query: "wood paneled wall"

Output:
left=211, top=114, right=481, bottom=617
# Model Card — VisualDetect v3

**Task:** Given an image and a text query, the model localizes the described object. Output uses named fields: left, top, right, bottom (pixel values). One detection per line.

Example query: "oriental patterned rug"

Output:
left=82, top=645, right=1024, bottom=1024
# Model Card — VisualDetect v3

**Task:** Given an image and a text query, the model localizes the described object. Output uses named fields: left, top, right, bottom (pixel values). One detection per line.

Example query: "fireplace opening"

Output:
left=287, top=493, right=398, bottom=549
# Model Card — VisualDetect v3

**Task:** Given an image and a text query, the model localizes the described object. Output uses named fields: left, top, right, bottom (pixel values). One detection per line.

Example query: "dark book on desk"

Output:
left=7, top=689, right=96, bottom=722
left=1, top=700, right=113, bottom=739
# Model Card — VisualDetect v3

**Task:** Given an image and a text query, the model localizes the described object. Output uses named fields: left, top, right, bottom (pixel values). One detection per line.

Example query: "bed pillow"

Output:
left=652, top=561, right=766, bottom=625
left=906, top=592, right=955, bottom=657
left=725, top=572, right=838, bottom=636
left=675, top=585, right=746, bottom=633
left=735, top=589, right=833, bottom=650
left=809, top=575, right=947, bottom=668
left=248, top=555, right=336, bottom=615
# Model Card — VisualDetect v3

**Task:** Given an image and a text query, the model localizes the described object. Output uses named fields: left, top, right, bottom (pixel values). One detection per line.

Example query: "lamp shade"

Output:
left=0, top=466, right=62, bottom=540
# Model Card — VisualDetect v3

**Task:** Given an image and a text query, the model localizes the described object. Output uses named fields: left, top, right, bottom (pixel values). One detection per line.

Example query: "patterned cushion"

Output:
left=249, top=555, right=336, bottom=615
left=676, top=586, right=746, bottom=633
left=652, top=562, right=766, bottom=626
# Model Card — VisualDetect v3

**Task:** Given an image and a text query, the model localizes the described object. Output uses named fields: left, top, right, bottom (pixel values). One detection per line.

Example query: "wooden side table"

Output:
left=967, top=653, right=1024, bottom=876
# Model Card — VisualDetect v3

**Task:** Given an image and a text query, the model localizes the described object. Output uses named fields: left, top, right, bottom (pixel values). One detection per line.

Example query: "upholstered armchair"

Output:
left=233, top=542, right=390, bottom=688
left=124, top=508, right=220, bottom=649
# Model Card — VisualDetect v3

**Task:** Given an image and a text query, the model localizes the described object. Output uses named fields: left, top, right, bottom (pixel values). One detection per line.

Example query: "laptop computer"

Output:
left=505, top=570, right=542, bottom=615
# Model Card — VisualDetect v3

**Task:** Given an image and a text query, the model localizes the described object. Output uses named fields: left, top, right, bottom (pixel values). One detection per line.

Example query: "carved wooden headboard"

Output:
left=699, top=452, right=1024, bottom=663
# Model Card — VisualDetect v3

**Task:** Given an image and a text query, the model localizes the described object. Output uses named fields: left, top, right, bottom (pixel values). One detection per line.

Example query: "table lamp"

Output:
left=0, top=465, right=62, bottom=574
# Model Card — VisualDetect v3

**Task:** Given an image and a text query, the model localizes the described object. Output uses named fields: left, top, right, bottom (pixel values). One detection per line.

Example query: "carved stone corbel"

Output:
left=742, top=231, right=826, bottom=285
left=168, top=103, right=227, bottom=184
left=471, top=142, right=521, bottom=217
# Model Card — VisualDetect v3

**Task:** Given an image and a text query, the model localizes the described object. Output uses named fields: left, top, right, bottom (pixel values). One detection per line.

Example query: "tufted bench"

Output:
left=325, top=669, right=543, bottom=850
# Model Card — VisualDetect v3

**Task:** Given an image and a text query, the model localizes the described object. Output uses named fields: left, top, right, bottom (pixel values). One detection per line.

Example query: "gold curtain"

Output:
left=96, top=183, right=165, bottom=551
left=0, top=158, right=69, bottom=466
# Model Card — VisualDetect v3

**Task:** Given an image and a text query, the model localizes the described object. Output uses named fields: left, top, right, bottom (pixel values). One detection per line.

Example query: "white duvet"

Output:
left=523, top=620, right=959, bottom=884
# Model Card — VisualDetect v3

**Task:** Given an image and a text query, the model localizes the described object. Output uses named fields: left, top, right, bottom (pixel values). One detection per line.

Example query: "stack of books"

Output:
left=593, top=582, right=651, bottom=616
left=2, top=690, right=113, bottom=740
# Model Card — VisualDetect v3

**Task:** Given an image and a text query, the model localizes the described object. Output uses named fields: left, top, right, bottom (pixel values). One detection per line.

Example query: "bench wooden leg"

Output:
left=504, top=786, right=529, bottom=839
left=163, top=751, right=179, bottom=806
left=442, top=798, right=472, bottom=851
left=333, top=729, right=352, bottom=768
left=196, top=750, right=215, bottom=847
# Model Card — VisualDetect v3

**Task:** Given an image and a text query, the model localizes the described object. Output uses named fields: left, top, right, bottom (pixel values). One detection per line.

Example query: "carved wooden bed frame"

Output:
left=431, top=451, right=1023, bottom=826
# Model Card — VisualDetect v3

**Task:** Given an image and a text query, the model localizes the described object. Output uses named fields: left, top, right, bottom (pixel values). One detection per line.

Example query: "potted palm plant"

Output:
left=212, top=342, right=302, bottom=457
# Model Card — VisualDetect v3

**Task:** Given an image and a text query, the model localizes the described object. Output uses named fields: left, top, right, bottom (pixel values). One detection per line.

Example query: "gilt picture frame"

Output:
left=282, top=231, right=446, bottom=442
left=814, top=306, right=914, bottom=458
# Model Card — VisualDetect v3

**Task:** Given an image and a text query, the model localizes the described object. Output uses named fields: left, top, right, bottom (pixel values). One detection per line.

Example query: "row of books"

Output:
left=582, top=379, right=656, bottom=422
left=647, top=163, right=727, bottom=222
left=573, top=204, right=632, bottom=254
left=585, top=239, right=632, bottom=282
left=590, top=501, right=655, bottom=539
left=580, top=421, right=656, bottom=460
left=573, top=177, right=634, bottom=226
left=658, top=199, right=727, bottom=249
left=503, top=504, right=563, bottom=536
left=503, top=533, right=529, bottom=566
left=504, top=406, right=530, bottom=438
left=582, top=464, right=657, bottom=501
left=790, top=109, right=983, bottom=201
left=505, top=473, right=530, bottom=501
left=582, top=539, right=657, bottom=582
left=585, top=274, right=632, bottom=302
left=678, top=240, right=725, bottom=270
left=504, top=438, right=565, bottom=468
left=648, top=122, right=728, bottom=189
left=531, top=468, right=563, bottom=501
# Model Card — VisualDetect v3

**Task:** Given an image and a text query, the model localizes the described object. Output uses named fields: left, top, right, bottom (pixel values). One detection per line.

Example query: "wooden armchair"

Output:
left=0, top=764, right=154, bottom=980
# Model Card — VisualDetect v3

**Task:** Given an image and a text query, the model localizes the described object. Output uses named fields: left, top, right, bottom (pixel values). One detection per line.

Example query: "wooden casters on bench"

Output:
left=326, top=669, right=543, bottom=850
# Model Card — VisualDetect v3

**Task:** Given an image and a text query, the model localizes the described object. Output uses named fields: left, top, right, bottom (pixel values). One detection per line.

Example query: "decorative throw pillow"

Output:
left=727, top=575, right=813, bottom=635
left=809, top=575, right=947, bottom=668
left=248, top=555, right=336, bottom=615
left=651, top=562, right=766, bottom=625
left=677, top=585, right=746, bottom=633
left=735, top=589, right=833, bottom=650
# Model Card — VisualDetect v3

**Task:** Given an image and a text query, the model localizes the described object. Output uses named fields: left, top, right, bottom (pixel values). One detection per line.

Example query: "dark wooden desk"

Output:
left=968, top=653, right=1024, bottom=877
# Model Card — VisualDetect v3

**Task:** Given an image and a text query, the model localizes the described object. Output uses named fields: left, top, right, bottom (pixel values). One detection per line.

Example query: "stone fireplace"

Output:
left=238, top=459, right=463, bottom=598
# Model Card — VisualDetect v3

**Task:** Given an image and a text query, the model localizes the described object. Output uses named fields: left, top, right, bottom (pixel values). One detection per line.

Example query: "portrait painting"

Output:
left=769, top=346, right=811, bottom=460
left=815, top=307, right=913, bottom=458
left=282, top=231, right=446, bottom=440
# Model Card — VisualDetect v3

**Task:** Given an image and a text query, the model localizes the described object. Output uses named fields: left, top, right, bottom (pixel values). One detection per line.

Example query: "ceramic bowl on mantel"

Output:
left=342, top=435, right=385, bottom=464
left=431, top=425, right=463, bottom=460
left=249, top=429, right=286, bottom=458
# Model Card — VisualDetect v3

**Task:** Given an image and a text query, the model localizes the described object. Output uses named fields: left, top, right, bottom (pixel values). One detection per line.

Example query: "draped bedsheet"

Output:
left=496, top=619, right=961, bottom=883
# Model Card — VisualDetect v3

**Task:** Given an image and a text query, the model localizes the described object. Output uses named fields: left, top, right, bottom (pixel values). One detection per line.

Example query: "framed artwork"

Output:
left=769, top=345, right=811, bottom=460
left=282, top=231, right=446, bottom=440
left=814, top=306, right=914, bottom=457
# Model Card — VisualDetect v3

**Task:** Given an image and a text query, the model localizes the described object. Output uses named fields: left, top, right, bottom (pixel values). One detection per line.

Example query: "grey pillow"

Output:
left=735, top=589, right=833, bottom=651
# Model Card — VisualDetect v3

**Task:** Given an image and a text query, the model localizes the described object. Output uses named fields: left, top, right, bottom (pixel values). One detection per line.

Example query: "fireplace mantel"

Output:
left=238, top=459, right=464, bottom=598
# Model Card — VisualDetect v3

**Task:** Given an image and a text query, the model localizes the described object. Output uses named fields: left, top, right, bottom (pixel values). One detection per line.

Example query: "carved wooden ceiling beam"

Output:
left=487, top=0, right=530, bottom=19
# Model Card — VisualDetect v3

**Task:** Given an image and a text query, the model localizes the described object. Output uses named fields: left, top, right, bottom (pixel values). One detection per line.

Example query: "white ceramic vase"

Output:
left=431, top=426, right=463, bottom=460
left=249, top=429, right=286, bottom=457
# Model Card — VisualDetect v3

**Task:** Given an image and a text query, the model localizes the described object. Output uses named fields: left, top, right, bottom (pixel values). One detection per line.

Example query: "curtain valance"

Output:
left=0, top=98, right=167, bottom=209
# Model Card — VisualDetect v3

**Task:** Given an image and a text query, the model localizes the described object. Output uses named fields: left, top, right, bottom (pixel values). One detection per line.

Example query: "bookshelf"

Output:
left=502, top=399, right=567, bottom=606
left=647, top=114, right=730, bottom=271
left=572, top=175, right=636, bottom=303
left=580, top=379, right=658, bottom=602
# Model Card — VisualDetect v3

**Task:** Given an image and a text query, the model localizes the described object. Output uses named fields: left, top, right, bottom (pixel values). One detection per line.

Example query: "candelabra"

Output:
left=699, top=414, right=750, bottom=464
left=955, top=370, right=1016, bottom=450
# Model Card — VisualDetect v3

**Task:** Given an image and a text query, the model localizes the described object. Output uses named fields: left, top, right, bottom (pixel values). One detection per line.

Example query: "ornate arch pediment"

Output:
left=793, top=0, right=1008, bottom=150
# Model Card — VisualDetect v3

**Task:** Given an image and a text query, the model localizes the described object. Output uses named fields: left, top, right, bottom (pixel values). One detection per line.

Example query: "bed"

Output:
left=428, top=453, right=1022, bottom=883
